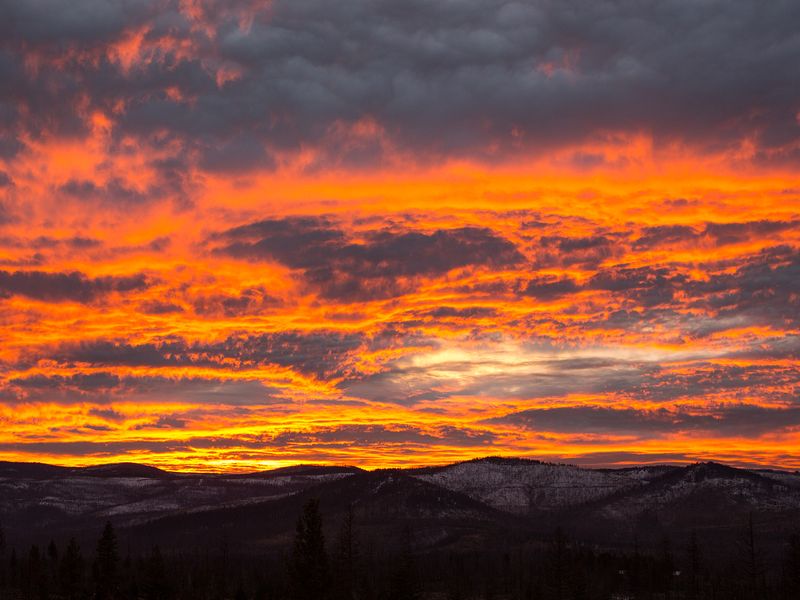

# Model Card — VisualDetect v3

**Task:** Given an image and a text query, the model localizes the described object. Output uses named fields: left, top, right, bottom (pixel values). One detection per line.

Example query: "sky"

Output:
left=0, top=0, right=799, bottom=472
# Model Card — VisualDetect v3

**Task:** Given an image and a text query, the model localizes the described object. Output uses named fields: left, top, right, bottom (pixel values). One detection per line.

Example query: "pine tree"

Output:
left=94, top=522, right=120, bottom=600
left=660, top=534, right=675, bottom=598
left=47, top=539, right=59, bottom=593
left=214, top=536, right=230, bottom=600
left=333, top=504, right=359, bottom=600
left=686, top=529, right=702, bottom=600
left=782, top=533, right=800, bottom=600
left=0, top=520, right=6, bottom=590
left=387, top=527, right=419, bottom=600
left=736, top=512, right=765, bottom=600
left=629, top=535, right=641, bottom=597
left=142, top=545, right=172, bottom=600
left=10, top=547, right=19, bottom=590
left=289, top=498, right=329, bottom=600
left=60, top=537, right=84, bottom=600
left=27, top=544, right=48, bottom=600
left=544, top=527, right=568, bottom=600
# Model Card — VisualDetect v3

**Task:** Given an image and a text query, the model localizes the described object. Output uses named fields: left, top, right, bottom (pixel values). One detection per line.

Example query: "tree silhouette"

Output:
left=0, top=520, right=5, bottom=590
left=685, top=529, right=702, bottom=600
left=47, top=539, right=59, bottom=593
left=9, top=548, right=19, bottom=590
left=659, top=534, right=675, bottom=597
left=736, top=512, right=765, bottom=599
left=142, top=545, right=172, bottom=600
left=60, top=537, right=84, bottom=600
left=782, top=533, right=800, bottom=600
left=93, top=522, right=119, bottom=600
left=289, top=498, right=329, bottom=600
left=333, top=504, right=359, bottom=600
left=544, top=527, right=569, bottom=600
left=25, top=544, right=43, bottom=600
left=387, top=527, right=419, bottom=600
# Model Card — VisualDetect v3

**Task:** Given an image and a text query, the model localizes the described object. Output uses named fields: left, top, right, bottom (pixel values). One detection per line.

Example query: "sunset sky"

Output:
left=1, top=0, right=799, bottom=472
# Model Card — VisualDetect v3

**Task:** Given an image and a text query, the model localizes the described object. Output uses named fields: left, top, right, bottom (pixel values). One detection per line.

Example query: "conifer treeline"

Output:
left=0, top=503, right=799, bottom=599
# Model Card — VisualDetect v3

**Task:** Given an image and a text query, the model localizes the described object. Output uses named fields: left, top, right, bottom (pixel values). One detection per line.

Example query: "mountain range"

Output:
left=2, top=457, right=799, bottom=559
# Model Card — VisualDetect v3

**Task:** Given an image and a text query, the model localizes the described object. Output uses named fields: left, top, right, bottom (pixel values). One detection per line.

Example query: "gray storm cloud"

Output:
left=1, top=0, right=798, bottom=169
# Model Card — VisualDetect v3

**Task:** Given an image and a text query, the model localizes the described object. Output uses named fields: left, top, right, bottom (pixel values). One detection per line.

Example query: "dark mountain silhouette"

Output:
left=76, top=462, right=174, bottom=479
left=1, top=458, right=799, bottom=556
left=0, top=461, right=76, bottom=479
left=228, top=464, right=364, bottom=479
left=558, top=462, right=800, bottom=553
left=0, top=461, right=172, bottom=479
left=128, top=469, right=527, bottom=555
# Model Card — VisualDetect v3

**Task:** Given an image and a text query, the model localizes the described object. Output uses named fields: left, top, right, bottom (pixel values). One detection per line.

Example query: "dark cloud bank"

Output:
left=1, top=0, right=799, bottom=169
left=0, top=270, right=150, bottom=302
left=213, top=216, right=523, bottom=300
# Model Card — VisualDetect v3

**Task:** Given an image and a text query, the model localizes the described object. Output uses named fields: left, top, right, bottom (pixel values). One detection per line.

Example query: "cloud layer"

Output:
left=1, top=0, right=799, bottom=172
left=0, top=0, right=798, bottom=470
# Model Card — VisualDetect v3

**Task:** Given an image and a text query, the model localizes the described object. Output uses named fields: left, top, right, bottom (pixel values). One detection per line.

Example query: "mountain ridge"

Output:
left=2, top=456, right=799, bottom=555
left=4, top=456, right=797, bottom=478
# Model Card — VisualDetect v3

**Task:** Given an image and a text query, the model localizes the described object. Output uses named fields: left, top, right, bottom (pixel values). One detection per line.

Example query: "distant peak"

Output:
left=0, top=460, right=172, bottom=479
left=677, top=461, right=771, bottom=484
left=241, top=464, right=364, bottom=477
left=685, top=461, right=736, bottom=473
left=72, top=462, right=171, bottom=478
left=464, top=456, right=545, bottom=466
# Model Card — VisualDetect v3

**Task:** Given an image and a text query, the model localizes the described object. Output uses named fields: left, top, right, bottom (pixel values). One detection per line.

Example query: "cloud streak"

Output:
left=0, top=270, right=150, bottom=302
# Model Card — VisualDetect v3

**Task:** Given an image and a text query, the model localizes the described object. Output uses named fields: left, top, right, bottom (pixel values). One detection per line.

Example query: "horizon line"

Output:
left=2, top=455, right=798, bottom=476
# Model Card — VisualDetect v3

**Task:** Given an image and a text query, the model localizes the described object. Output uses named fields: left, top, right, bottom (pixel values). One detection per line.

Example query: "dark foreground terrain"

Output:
left=1, top=457, right=799, bottom=599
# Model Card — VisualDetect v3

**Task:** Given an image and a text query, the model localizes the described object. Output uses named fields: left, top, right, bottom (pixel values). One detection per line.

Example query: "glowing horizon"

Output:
left=1, top=0, right=799, bottom=472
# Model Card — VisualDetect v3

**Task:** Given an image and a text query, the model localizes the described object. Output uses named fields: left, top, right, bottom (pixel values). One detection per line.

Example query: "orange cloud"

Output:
left=1, top=0, right=799, bottom=471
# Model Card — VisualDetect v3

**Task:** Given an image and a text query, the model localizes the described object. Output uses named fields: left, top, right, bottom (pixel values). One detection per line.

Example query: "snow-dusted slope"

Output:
left=3, top=458, right=799, bottom=551
left=129, top=470, right=527, bottom=554
left=0, top=463, right=359, bottom=532
left=412, top=457, right=670, bottom=513
left=754, top=468, right=800, bottom=489
left=594, top=462, right=800, bottom=522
